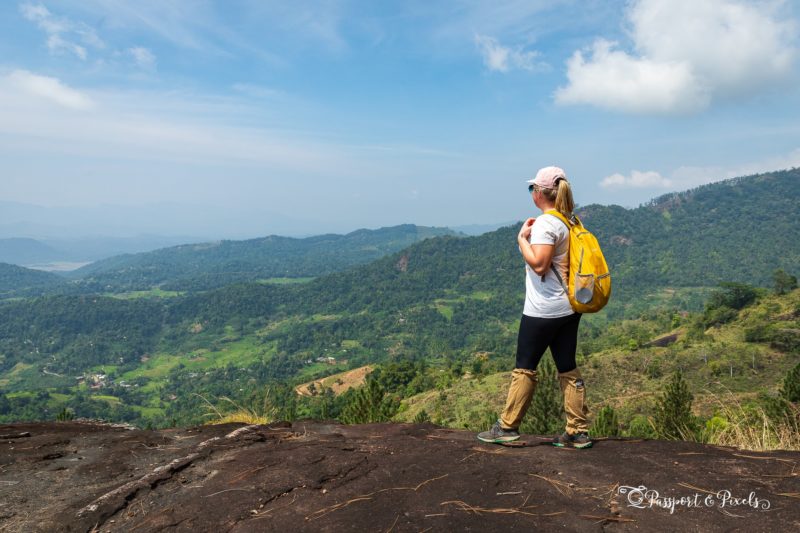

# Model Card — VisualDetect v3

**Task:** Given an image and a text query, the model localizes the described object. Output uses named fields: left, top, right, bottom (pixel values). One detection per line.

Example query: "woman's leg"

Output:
left=549, top=313, right=589, bottom=435
left=499, top=315, right=556, bottom=429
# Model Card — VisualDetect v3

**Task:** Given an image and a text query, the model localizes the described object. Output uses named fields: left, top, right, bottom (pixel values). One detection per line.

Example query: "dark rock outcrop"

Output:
left=1, top=421, right=798, bottom=531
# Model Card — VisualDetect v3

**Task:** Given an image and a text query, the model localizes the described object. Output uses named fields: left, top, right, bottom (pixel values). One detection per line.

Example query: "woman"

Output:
left=478, top=165, right=591, bottom=449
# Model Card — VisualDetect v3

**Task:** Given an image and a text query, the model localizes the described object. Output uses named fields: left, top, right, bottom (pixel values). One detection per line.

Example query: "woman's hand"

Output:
left=518, top=218, right=536, bottom=242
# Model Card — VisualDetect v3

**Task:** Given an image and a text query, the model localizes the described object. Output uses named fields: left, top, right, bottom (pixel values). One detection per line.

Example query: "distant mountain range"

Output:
left=0, top=238, right=64, bottom=265
left=2, top=169, right=798, bottom=298
left=0, top=235, right=212, bottom=267
left=63, top=224, right=460, bottom=292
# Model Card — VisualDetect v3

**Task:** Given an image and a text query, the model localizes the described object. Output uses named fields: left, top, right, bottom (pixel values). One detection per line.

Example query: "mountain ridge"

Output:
left=65, top=223, right=460, bottom=292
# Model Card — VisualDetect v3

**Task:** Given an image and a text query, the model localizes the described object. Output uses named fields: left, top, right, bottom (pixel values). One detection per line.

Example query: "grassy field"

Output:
left=433, top=290, right=494, bottom=321
left=105, top=288, right=183, bottom=299
left=296, top=365, right=374, bottom=397
left=256, top=277, right=315, bottom=284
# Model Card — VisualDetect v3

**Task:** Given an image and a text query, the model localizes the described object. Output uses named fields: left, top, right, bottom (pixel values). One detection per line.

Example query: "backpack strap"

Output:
left=544, top=210, right=571, bottom=293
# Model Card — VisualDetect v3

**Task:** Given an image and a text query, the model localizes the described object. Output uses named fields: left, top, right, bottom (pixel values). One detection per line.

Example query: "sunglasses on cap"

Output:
left=528, top=184, right=541, bottom=193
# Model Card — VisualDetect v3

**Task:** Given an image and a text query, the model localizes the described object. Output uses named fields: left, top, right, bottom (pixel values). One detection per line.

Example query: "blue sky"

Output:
left=1, top=0, right=799, bottom=237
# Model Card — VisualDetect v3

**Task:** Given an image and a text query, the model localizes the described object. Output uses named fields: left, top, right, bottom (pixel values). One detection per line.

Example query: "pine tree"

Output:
left=520, top=357, right=564, bottom=435
left=593, top=405, right=620, bottom=437
left=340, top=379, right=397, bottom=424
left=653, top=370, right=697, bottom=440
left=773, top=269, right=798, bottom=295
left=780, top=362, right=800, bottom=403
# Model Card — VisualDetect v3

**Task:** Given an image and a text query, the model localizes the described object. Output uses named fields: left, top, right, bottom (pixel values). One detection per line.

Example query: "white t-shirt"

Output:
left=522, top=213, right=573, bottom=318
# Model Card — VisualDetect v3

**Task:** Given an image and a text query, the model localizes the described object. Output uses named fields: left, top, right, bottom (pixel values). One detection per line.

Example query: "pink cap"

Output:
left=526, top=166, right=567, bottom=189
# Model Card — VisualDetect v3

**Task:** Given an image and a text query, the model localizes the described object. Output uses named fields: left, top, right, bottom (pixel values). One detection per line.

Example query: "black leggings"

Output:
left=515, top=313, right=581, bottom=374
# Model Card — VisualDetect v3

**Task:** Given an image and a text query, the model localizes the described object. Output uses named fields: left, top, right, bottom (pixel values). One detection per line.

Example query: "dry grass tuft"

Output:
left=704, top=393, right=799, bottom=452
left=198, top=388, right=277, bottom=426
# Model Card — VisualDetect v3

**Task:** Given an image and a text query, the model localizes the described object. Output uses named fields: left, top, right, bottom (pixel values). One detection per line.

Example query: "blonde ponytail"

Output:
left=541, top=179, right=574, bottom=218
left=554, top=179, right=574, bottom=218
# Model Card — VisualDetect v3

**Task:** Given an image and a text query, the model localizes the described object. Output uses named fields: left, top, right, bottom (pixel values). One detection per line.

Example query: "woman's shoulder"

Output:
left=529, top=213, right=567, bottom=244
left=538, top=212, right=569, bottom=231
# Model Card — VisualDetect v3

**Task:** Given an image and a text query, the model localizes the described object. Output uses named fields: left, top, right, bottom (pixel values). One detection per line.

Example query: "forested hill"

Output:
left=288, top=168, right=800, bottom=315
left=582, top=169, right=799, bottom=290
left=0, top=263, right=66, bottom=297
left=65, top=224, right=458, bottom=292
left=0, top=170, right=798, bottom=428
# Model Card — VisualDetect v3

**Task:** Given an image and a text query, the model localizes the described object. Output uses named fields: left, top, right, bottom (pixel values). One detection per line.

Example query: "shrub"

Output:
left=593, top=405, right=620, bottom=437
left=625, top=415, right=656, bottom=439
left=413, top=409, right=431, bottom=424
left=653, top=370, right=697, bottom=440
left=700, top=415, right=728, bottom=443
left=702, top=306, right=738, bottom=328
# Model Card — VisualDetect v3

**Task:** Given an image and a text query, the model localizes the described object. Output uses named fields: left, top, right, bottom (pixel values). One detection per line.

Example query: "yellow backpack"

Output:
left=546, top=209, right=611, bottom=313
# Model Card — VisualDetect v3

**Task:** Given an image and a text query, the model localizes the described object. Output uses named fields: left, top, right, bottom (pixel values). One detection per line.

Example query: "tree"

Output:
left=703, top=282, right=760, bottom=328
left=765, top=362, right=800, bottom=423
left=520, top=358, right=564, bottom=435
left=339, top=379, right=398, bottom=424
left=781, top=362, right=800, bottom=403
left=707, top=282, right=759, bottom=311
left=773, top=269, right=798, bottom=295
left=653, top=370, right=697, bottom=440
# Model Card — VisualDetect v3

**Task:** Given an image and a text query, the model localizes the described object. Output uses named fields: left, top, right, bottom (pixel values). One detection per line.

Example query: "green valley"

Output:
left=0, top=170, right=798, bottom=450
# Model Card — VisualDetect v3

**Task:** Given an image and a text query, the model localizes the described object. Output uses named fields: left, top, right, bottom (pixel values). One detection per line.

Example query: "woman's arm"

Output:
left=517, top=219, right=555, bottom=276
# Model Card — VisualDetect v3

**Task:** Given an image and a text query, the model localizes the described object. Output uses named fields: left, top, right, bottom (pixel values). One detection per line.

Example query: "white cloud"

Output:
left=47, top=34, right=88, bottom=60
left=20, top=1, right=104, bottom=60
left=628, top=0, right=796, bottom=97
left=556, top=0, right=798, bottom=114
left=5, top=70, right=93, bottom=110
left=671, top=148, right=800, bottom=185
left=0, top=69, right=436, bottom=176
left=128, top=47, right=156, bottom=70
left=601, top=170, right=672, bottom=188
left=602, top=148, right=800, bottom=190
left=474, top=34, right=544, bottom=72
left=556, top=39, right=709, bottom=114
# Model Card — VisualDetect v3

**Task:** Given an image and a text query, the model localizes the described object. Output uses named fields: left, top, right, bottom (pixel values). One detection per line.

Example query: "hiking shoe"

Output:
left=552, top=431, right=593, bottom=449
left=552, top=431, right=573, bottom=447
left=477, top=420, right=520, bottom=443
left=572, top=433, right=593, bottom=449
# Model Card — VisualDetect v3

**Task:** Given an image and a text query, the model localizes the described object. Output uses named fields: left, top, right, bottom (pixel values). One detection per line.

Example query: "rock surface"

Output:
left=1, top=420, right=799, bottom=532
